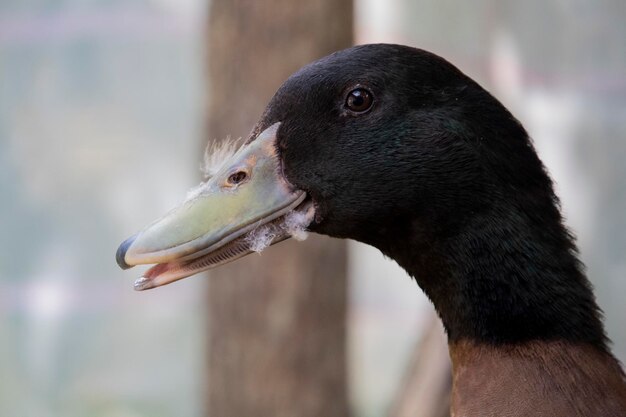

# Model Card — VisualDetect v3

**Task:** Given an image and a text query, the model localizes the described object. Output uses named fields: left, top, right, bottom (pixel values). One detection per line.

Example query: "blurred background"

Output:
left=1, top=1, right=624, bottom=417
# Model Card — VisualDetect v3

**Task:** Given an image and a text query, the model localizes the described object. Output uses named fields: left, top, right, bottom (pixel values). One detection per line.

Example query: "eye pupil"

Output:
left=346, top=88, right=373, bottom=113
left=228, top=171, right=247, bottom=185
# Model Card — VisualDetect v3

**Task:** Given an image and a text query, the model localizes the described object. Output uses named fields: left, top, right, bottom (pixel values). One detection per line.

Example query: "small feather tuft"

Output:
left=245, top=225, right=278, bottom=253
left=244, top=206, right=313, bottom=253
left=202, top=136, right=242, bottom=178
left=283, top=210, right=310, bottom=241
left=186, top=137, right=243, bottom=201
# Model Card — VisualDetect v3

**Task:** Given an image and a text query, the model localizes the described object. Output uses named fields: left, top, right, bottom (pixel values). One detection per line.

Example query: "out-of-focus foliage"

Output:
left=0, top=1, right=206, bottom=416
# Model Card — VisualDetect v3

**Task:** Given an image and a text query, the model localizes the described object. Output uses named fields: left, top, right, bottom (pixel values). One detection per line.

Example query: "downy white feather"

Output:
left=186, top=137, right=243, bottom=201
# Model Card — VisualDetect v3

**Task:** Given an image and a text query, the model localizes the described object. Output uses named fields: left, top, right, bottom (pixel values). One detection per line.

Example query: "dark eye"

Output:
left=227, top=171, right=248, bottom=185
left=345, top=88, right=373, bottom=113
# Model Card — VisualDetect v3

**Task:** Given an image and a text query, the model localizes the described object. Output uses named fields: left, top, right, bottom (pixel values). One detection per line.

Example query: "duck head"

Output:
left=116, top=44, right=543, bottom=293
left=116, top=45, right=626, bottom=412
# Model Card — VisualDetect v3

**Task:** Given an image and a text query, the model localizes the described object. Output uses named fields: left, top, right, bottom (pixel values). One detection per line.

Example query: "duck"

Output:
left=116, top=43, right=626, bottom=416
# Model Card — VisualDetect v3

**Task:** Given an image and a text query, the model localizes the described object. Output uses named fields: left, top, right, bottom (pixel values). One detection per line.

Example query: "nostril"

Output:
left=227, top=171, right=248, bottom=186
left=116, top=234, right=138, bottom=270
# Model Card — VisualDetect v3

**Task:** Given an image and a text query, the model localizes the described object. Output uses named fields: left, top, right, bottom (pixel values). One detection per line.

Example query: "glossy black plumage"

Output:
left=252, top=44, right=607, bottom=348
left=115, top=42, right=626, bottom=416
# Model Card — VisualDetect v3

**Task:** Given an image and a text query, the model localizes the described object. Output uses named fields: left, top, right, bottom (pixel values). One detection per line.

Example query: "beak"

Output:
left=116, top=123, right=313, bottom=291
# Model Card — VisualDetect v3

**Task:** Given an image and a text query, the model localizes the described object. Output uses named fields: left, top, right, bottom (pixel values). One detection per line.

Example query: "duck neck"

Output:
left=381, top=202, right=608, bottom=349
left=448, top=339, right=626, bottom=416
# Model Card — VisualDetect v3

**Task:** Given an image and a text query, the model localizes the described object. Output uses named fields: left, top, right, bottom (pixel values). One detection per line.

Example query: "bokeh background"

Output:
left=1, top=1, right=625, bottom=417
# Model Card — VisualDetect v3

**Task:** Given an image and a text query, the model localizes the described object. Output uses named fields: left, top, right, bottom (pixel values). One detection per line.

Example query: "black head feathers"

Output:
left=254, top=44, right=607, bottom=347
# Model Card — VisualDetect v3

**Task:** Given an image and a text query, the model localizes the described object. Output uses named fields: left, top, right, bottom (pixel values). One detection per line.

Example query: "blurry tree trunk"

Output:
left=205, top=2, right=353, bottom=417
left=388, top=312, right=451, bottom=417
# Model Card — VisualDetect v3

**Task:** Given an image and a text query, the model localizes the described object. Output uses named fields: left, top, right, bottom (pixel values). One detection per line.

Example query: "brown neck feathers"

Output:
left=448, top=340, right=626, bottom=417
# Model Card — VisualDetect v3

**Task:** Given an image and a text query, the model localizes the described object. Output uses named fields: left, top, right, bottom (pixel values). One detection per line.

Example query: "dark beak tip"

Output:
left=116, top=234, right=137, bottom=270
